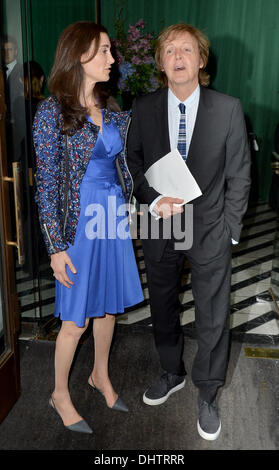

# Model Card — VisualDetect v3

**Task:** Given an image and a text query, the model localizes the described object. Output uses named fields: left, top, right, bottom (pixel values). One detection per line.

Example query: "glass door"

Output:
left=0, top=67, right=20, bottom=424
left=1, top=0, right=57, bottom=339
left=1, top=0, right=99, bottom=342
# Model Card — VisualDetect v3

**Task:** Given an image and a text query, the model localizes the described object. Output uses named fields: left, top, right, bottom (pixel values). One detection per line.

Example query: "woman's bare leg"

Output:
left=88, top=314, right=118, bottom=408
left=51, top=319, right=89, bottom=426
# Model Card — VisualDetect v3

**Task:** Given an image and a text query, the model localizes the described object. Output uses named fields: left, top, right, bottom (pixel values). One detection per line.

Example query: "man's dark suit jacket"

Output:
left=5, top=62, right=24, bottom=162
left=127, top=86, right=251, bottom=263
left=6, top=62, right=23, bottom=109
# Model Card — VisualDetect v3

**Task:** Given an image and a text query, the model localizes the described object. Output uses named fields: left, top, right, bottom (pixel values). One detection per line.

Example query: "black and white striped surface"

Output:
left=116, top=202, right=279, bottom=345
left=17, top=203, right=279, bottom=344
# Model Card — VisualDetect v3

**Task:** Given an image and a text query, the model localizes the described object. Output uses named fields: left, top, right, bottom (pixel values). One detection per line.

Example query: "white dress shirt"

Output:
left=149, top=85, right=200, bottom=215
left=6, top=59, right=17, bottom=79
left=168, top=84, right=200, bottom=155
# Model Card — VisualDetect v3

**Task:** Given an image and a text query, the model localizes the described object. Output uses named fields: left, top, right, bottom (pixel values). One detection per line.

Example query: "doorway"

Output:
left=1, top=0, right=99, bottom=342
left=0, top=31, right=20, bottom=424
left=0, top=0, right=99, bottom=423
left=0, top=0, right=57, bottom=340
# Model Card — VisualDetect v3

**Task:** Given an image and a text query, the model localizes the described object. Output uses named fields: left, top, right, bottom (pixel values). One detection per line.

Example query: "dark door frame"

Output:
left=0, top=70, right=21, bottom=424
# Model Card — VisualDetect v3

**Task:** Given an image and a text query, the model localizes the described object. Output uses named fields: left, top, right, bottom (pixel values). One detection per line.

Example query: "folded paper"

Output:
left=144, top=149, right=202, bottom=205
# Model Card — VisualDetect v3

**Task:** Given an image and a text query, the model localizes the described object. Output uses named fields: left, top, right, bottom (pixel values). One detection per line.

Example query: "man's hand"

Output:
left=50, top=251, right=77, bottom=288
left=154, top=197, right=184, bottom=219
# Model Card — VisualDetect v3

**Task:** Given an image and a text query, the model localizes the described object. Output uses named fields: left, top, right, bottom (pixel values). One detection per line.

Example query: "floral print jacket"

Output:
left=33, top=95, right=132, bottom=255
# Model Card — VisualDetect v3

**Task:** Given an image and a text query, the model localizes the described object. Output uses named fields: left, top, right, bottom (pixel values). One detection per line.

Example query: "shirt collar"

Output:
left=7, top=59, right=17, bottom=72
left=168, top=84, right=200, bottom=108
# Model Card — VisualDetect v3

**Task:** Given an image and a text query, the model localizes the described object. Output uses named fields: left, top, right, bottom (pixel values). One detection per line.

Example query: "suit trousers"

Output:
left=144, top=239, right=232, bottom=403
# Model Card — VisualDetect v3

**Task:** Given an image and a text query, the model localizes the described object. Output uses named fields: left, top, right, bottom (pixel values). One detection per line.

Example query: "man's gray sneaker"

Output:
left=197, top=396, right=221, bottom=441
left=143, top=372, right=186, bottom=406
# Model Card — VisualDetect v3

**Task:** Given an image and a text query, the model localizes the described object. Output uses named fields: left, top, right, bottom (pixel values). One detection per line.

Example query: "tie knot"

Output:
left=179, top=103, right=185, bottom=114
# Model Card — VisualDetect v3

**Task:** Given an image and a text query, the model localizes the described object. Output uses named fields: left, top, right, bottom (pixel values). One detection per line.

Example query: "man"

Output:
left=2, top=35, right=22, bottom=105
left=1, top=35, right=24, bottom=165
left=127, top=23, right=251, bottom=441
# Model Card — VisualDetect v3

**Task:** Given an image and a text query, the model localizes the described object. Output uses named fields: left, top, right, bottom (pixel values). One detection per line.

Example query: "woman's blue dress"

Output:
left=54, top=115, right=143, bottom=327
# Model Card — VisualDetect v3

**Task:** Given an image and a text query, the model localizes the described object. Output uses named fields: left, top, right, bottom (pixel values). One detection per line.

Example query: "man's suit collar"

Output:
left=154, top=86, right=168, bottom=110
left=186, top=86, right=213, bottom=165
left=151, top=85, right=213, bottom=162
left=154, top=87, right=171, bottom=155
left=6, top=59, right=17, bottom=78
left=198, top=85, right=214, bottom=109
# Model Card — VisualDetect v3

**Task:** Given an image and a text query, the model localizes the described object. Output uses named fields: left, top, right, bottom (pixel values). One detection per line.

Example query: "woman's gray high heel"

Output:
left=49, top=396, right=93, bottom=434
left=89, top=375, right=129, bottom=412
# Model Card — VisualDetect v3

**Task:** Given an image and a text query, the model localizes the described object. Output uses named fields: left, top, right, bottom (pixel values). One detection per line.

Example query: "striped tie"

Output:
left=177, top=103, right=186, bottom=161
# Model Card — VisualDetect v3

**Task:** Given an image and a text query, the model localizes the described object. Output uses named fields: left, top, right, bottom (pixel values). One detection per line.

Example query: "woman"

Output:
left=33, top=21, right=143, bottom=434
left=24, top=60, right=45, bottom=103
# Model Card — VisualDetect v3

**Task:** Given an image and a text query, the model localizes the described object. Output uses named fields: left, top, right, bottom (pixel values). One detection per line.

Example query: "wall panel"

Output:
left=30, top=0, right=95, bottom=87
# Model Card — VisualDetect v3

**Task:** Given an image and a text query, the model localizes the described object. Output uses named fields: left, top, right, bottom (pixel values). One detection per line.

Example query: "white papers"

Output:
left=144, top=149, right=202, bottom=205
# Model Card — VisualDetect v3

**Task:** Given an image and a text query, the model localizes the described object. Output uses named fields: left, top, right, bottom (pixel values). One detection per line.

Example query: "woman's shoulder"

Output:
left=36, top=95, right=61, bottom=118
left=106, top=109, right=131, bottom=124
left=33, top=96, right=63, bottom=141
left=34, top=95, right=62, bottom=130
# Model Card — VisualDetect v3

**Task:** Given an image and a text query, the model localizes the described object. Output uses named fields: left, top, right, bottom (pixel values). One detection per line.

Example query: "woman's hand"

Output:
left=50, top=251, right=77, bottom=288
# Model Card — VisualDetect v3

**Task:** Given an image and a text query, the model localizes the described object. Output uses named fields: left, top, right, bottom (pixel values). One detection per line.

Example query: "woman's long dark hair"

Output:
left=48, top=21, right=108, bottom=134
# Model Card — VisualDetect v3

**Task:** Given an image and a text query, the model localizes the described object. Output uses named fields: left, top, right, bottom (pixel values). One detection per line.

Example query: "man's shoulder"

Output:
left=201, top=86, right=240, bottom=106
left=134, top=87, right=166, bottom=108
left=9, top=62, right=22, bottom=80
left=13, top=62, right=22, bottom=72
